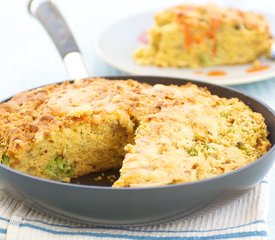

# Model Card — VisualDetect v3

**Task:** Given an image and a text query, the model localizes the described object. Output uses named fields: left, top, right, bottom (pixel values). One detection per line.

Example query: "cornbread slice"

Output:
left=0, top=78, right=270, bottom=186
left=134, top=4, right=272, bottom=68
left=114, top=100, right=269, bottom=187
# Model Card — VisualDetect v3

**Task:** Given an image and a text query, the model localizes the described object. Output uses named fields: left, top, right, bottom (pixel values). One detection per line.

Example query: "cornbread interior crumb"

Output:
left=0, top=78, right=271, bottom=187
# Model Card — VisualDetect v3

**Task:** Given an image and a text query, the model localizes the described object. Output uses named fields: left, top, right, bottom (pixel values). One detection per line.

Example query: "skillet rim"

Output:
left=0, top=75, right=274, bottom=191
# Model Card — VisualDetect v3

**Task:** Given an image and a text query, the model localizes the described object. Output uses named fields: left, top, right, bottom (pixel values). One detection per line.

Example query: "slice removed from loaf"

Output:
left=134, top=3, right=272, bottom=68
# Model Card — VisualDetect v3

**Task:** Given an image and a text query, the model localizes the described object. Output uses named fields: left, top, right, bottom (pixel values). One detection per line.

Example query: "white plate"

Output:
left=96, top=11, right=275, bottom=85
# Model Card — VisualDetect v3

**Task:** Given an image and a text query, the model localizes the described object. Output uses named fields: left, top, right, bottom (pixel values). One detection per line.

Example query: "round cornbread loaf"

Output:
left=0, top=78, right=271, bottom=187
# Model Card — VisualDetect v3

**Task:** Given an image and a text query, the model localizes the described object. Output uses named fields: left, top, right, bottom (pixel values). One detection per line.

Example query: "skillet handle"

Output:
left=28, top=0, right=89, bottom=79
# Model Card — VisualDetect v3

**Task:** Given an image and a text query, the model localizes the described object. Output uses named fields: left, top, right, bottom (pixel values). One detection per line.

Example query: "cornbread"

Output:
left=0, top=78, right=270, bottom=187
left=134, top=3, right=272, bottom=68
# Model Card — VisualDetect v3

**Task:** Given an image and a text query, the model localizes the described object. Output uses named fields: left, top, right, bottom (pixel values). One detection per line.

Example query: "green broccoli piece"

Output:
left=236, top=142, right=252, bottom=155
left=188, top=146, right=198, bottom=156
left=45, top=155, right=72, bottom=178
left=199, top=53, right=211, bottom=66
left=1, top=155, right=10, bottom=166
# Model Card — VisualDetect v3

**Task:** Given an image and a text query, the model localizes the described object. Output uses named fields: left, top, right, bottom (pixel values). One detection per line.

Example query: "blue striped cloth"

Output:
left=0, top=179, right=269, bottom=240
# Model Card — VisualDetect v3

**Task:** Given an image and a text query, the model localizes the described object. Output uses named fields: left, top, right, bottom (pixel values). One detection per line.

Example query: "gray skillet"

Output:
left=0, top=0, right=274, bottom=226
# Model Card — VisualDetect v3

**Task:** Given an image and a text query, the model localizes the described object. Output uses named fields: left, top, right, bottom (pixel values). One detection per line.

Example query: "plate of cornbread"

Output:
left=96, top=3, right=275, bottom=85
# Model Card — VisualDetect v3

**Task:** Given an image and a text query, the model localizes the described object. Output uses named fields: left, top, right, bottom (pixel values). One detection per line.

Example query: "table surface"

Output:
left=1, top=0, right=275, bottom=238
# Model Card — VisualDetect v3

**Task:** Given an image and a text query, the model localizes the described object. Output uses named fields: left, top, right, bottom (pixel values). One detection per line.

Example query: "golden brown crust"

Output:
left=0, top=79, right=212, bottom=157
left=165, top=4, right=270, bottom=32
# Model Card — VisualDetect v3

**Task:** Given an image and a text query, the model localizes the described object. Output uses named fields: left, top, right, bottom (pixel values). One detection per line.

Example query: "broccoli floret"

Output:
left=1, top=155, right=10, bottom=166
left=188, top=146, right=198, bottom=156
left=236, top=142, right=252, bottom=155
left=45, top=155, right=72, bottom=178
left=199, top=53, right=211, bottom=66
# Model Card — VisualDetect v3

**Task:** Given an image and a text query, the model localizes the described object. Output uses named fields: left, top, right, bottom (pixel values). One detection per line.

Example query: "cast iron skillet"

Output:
left=0, top=0, right=274, bottom=226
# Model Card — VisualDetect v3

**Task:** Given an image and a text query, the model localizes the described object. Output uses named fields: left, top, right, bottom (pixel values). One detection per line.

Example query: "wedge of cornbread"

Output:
left=134, top=4, right=272, bottom=68
left=0, top=78, right=270, bottom=186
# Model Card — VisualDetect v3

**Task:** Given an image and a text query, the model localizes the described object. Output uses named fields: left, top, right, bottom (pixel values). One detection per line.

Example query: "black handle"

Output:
left=29, top=0, right=89, bottom=79
left=29, top=0, right=80, bottom=58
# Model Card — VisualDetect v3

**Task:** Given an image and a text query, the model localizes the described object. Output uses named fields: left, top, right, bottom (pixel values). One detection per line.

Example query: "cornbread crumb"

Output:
left=107, top=175, right=117, bottom=183
left=94, top=176, right=103, bottom=181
